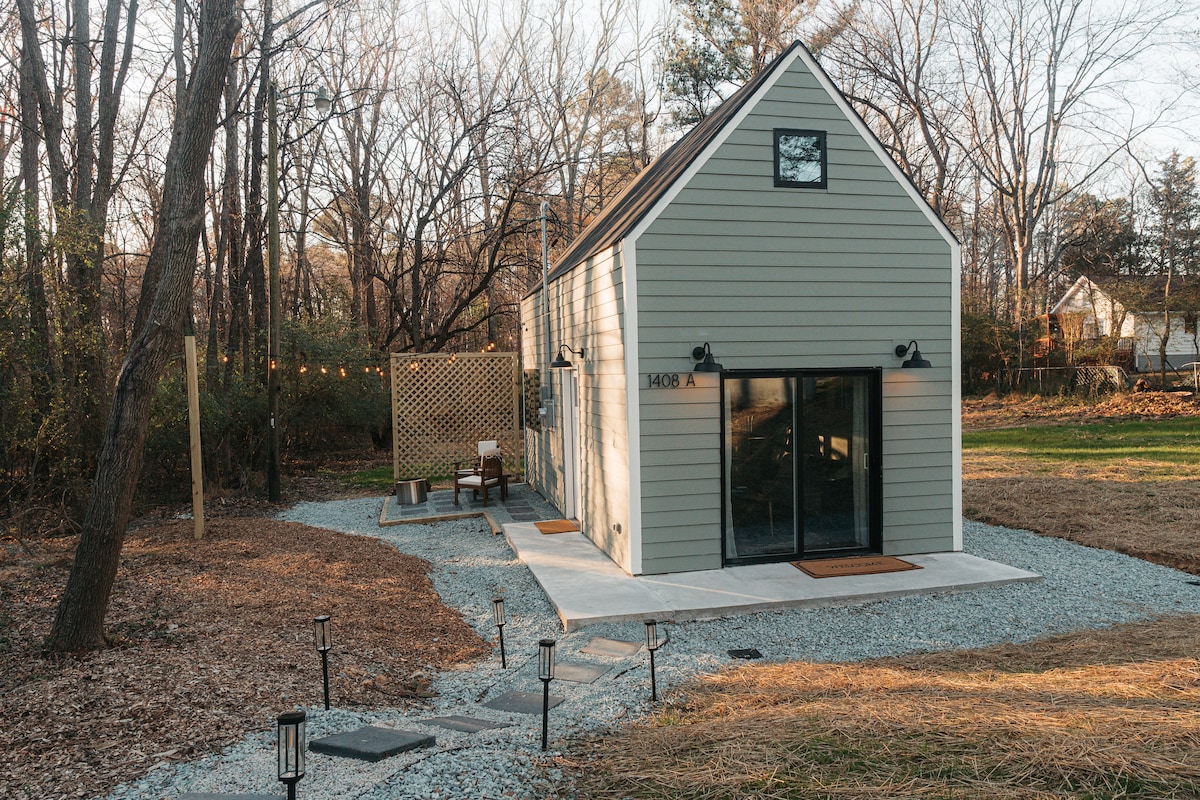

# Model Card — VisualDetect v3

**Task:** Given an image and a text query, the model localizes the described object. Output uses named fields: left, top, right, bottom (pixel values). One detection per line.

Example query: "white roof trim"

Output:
left=1049, top=274, right=1099, bottom=315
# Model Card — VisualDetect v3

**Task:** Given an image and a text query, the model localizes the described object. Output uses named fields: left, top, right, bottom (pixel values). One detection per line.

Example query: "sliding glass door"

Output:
left=723, top=369, right=880, bottom=564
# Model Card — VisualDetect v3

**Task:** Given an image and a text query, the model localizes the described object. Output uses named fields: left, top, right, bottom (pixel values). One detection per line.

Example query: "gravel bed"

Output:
left=104, top=498, right=1200, bottom=800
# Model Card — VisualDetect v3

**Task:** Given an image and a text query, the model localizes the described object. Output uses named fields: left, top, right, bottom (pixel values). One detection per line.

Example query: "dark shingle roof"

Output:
left=539, top=40, right=808, bottom=288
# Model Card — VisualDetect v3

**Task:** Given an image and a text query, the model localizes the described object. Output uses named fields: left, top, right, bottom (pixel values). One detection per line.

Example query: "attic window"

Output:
left=774, top=129, right=827, bottom=189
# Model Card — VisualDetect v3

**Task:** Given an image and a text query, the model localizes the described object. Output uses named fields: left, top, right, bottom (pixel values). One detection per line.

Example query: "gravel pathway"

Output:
left=104, top=498, right=1200, bottom=800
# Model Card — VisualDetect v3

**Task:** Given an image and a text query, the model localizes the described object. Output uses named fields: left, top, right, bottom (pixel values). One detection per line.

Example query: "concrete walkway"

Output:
left=503, top=522, right=1041, bottom=631
left=378, top=484, right=1041, bottom=633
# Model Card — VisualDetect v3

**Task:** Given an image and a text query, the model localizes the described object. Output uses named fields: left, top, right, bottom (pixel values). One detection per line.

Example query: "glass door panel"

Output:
left=724, top=377, right=796, bottom=560
left=799, top=375, right=872, bottom=553
left=724, top=369, right=878, bottom=565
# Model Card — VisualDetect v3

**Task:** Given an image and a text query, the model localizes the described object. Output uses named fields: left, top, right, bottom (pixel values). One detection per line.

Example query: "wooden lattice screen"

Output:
left=391, top=352, right=521, bottom=481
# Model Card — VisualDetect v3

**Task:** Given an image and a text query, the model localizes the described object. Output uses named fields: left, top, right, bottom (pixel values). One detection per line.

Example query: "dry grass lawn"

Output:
left=566, top=617, right=1200, bottom=799
left=962, top=391, right=1200, bottom=574
left=0, top=518, right=489, bottom=800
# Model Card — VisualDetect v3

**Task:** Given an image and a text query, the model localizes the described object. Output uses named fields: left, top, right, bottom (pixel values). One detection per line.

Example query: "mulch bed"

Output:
left=0, top=518, right=489, bottom=800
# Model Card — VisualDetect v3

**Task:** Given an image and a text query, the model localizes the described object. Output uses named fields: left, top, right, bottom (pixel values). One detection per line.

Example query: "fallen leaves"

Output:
left=0, top=517, right=490, bottom=800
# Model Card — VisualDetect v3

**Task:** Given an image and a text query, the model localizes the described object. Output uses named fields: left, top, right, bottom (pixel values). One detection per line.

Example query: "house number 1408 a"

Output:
left=647, top=373, right=696, bottom=388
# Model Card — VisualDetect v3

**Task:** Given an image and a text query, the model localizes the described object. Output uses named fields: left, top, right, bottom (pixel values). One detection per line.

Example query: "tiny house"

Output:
left=521, top=42, right=961, bottom=576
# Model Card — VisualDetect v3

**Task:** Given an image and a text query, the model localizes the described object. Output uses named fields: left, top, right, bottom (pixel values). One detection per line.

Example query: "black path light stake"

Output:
left=277, top=710, right=306, bottom=800
left=313, top=615, right=332, bottom=710
left=492, top=597, right=508, bottom=668
left=645, top=619, right=661, bottom=702
left=538, top=638, right=556, bottom=750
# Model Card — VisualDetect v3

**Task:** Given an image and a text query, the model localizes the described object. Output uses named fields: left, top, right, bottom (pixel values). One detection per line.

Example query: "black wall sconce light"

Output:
left=550, top=344, right=584, bottom=369
left=313, top=615, right=332, bottom=710
left=538, top=638, right=556, bottom=750
left=277, top=710, right=306, bottom=800
left=492, top=596, right=507, bottom=669
left=691, top=342, right=723, bottom=372
left=895, top=340, right=932, bottom=368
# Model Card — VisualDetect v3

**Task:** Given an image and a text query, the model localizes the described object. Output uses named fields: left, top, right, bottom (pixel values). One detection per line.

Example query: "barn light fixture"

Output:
left=492, top=597, right=508, bottom=669
left=550, top=344, right=584, bottom=369
left=277, top=710, right=306, bottom=800
left=895, top=340, right=932, bottom=369
left=313, top=615, right=332, bottom=710
left=645, top=619, right=662, bottom=702
left=692, top=343, right=724, bottom=373
left=538, top=639, right=556, bottom=749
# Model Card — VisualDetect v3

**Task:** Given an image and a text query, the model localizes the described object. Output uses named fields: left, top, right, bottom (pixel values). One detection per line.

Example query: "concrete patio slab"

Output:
left=482, top=691, right=565, bottom=714
left=502, top=522, right=1041, bottom=631
left=421, top=715, right=511, bottom=733
left=553, top=661, right=611, bottom=684
left=308, top=726, right=434, bottom=762
left=578, top=637, right=644, bottom=658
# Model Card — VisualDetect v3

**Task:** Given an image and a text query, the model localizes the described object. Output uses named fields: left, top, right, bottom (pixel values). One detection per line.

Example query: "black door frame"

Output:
left=720, top=367, right=883, bottom=566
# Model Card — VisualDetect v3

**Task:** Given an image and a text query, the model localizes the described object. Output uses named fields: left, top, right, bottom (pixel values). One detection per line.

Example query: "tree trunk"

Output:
left=47, top=0, right=241, bottom=653
left=19, top=41, right=56, bottom=424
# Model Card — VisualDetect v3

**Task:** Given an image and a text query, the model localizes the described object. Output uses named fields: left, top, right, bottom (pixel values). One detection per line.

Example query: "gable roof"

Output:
left=541, top=40, right=809, bottom=287
left=1052, top=273, right=1200, bottom=315
left=534, top=39, right=958, bottom=295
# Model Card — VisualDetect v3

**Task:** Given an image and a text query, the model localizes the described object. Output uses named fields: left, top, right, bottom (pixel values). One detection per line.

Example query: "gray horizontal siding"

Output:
left=636, top=232, right=950, bottom=254
left=633, top=51, right=956, bottom=573
left=636, top=255, right=950, bottom=273
left=639, top=551, right=723, bottom=575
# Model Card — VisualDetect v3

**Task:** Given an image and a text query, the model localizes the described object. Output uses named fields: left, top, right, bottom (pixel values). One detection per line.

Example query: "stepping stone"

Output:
left=422, top=715, right=511, bottom=733
left=728, top=648, right=763, bottom=660
left=309, top=726, right=434, bottom=762
left=482, top=691, right=565, bottom=714
left=178, top=795, right=284, bottom=800
left=554, top=661, right=611, bottom=684
left=580, top=636, right=643, bottom=658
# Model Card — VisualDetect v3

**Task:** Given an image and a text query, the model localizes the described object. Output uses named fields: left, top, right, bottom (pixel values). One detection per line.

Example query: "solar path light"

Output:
left=645, top=619, right=662, bottom=701
left=277, top=710, right=306, bottom=800
left=314, top=615, right=332, bottom=710
left=492, top=597, right=508, bottom=668
left=538, top=639, right=556, bottom=750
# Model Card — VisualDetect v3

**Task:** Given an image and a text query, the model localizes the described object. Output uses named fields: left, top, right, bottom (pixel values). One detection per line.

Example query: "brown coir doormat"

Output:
left=535, top=519, right=580, bottom=534
left=792, top=555, right=921, bottom=578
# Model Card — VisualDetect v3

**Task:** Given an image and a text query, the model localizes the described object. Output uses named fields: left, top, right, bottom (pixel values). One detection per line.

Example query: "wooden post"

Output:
left=184, top=333, right=205, bottom=539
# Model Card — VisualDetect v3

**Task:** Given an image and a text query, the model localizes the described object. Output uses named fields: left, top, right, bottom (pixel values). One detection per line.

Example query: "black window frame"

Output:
left=719, top=367, right=883, bottom=566
left=773, top=128, right=827, bottom=189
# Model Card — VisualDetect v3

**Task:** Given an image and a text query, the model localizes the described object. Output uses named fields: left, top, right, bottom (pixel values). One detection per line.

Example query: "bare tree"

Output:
left=949, top=0, right=1179, bottom=328
left=824, top=0, right=959, bottom=217
left=16, top=0, right=142, bottom=474
left=46, top=0, right=241, bottom=653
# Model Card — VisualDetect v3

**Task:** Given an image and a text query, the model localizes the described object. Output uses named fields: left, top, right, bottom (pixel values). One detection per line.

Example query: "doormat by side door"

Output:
left=535, top=519, right=580, bottom=534
left=792, top=555, right=921, bottom=579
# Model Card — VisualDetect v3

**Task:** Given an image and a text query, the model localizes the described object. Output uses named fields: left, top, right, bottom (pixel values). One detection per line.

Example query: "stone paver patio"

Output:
left=379, top=483, right=563, bottom=530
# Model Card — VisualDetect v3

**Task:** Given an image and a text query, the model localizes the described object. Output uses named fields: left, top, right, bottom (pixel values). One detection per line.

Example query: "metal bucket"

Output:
left=394, top=478, right=428, bottom=505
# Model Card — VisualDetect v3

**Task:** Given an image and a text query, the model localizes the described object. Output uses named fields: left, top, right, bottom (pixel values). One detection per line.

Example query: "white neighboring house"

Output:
left=1050, top=274, right=1200, bottom=372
